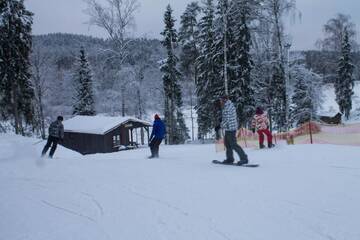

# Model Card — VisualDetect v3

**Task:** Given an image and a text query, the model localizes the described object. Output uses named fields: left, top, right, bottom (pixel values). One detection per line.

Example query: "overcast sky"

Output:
left=26, top=0, right=360, bottom=50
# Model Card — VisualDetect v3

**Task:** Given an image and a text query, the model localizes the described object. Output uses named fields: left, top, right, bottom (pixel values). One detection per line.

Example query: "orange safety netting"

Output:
left=215, top=122, right=360, bottom=152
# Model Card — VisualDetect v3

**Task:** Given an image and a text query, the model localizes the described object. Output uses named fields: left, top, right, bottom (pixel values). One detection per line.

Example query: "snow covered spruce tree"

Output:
left=261, top=0, right=297, bottom=131
left=179, top=1, right=201, bottom=141
left=290, top=71, right=313, bottom=126
left=271, top=62, right=287, bottom=130
left=72, top=47, right=96, bottom=116
left=335, top=28, right=355, bottom=120
left=160, top=5, right=188, bottom=144
left=195, top=0, right=219, bottom=138
left=213, top=0, right=234, bottom=97
left=290, top=64, right=322, bottom=126
left=179, top=1, right=201, bottom=81
left=0, top=0, right=34, bottom=135
left=230, top=1, right=255, bottom=127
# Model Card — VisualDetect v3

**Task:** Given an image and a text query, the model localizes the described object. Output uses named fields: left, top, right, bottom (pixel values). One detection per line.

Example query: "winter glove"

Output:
left=251, top=128, right=255, bottom=134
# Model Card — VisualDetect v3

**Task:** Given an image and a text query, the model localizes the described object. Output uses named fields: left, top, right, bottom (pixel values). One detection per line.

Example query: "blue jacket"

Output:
left=150, top=119, right=166, bottom=140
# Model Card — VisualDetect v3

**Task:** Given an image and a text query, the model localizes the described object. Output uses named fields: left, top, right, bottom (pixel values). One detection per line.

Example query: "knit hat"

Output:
left=154, top=114, right=160, bottom=120
left=255, top=107, right=264, bottom=115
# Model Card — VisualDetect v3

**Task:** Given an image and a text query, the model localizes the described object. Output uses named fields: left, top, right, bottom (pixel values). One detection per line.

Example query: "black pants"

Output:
left=224, top=131, right=248, bottom=162
left=42, top=136, right=59, bottom=158
left=149, top=138, right=162, bottom=158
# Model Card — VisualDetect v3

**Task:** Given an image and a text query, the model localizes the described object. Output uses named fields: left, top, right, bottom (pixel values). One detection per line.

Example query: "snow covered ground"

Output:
left=1, top=134, right=360, bottom=240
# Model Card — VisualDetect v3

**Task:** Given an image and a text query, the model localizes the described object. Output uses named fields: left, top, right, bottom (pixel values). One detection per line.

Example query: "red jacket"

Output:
left=251, top=113, right=269, bottom=130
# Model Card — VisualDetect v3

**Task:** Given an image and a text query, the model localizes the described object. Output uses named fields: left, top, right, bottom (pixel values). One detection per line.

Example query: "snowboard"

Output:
left=212, top=160, right=259, bottom=167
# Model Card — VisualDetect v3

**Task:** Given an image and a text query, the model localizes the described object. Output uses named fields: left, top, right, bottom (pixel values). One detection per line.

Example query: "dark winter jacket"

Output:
left=150, top=119, right=166, bottom=140
left=48, top=120, right=64, bottom=139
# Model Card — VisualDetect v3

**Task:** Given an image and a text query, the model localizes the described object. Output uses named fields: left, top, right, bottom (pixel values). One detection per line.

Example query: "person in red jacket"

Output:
left=251, top=107, right=274, bottom=149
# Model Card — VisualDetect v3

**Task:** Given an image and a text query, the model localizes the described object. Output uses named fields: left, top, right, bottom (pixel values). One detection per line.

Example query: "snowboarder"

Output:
left=251, top=107, right=274, bottom=149
left=216, top=96, right=249, bottom=165
left=41, top=116, right=64, bottom=158
left=148, top=114, right=166, bottom=158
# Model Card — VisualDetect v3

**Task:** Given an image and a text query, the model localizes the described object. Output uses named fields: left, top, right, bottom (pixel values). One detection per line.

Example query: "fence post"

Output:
left=243, top=128, right=248, bottom=148
left=309, top=121, right=313, bottom=144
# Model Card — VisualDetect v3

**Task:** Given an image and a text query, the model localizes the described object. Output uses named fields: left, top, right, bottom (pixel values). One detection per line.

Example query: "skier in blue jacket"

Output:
left=148, top=114, right=166, bottom=158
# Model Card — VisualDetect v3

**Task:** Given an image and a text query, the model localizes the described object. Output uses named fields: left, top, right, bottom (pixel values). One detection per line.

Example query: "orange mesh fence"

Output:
left=293, top=122, right=360, bottom=146
left=215, top=122, right=360, bottom=152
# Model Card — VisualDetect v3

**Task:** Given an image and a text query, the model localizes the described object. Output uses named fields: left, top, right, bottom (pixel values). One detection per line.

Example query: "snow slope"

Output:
left=1, top=134, right=360, bottom=240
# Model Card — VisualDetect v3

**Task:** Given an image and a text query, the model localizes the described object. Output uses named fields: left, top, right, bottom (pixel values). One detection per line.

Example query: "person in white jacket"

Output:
left=251, top=107, right=274, bottom=149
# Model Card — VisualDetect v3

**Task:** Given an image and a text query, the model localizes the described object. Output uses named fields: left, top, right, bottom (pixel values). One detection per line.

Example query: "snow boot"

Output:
left=268, top=143, right=275, bottom=148
left=237, top=159, right=249, bottom=166
left=222, top=159, right=234, bottom=165
left=259, top=144, right=265, bottom=149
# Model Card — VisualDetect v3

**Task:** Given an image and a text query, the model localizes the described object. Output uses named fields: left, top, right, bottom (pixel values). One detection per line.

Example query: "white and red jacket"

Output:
left=251, top=113, right=270, bottom=131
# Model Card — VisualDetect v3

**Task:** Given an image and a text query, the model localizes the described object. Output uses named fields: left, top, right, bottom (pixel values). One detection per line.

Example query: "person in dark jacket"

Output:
left=41, top=116, right=64, bottom=158
left=148, top=114, right=166, bottom=158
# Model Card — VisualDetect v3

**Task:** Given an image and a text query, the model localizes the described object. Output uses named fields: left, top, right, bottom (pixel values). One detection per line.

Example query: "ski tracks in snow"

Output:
left=41, top=199, right=96, bottom=223
left=81, top=191, right=105, bottom=216
left=40, top=197, right=111, bottom=240
left=120, top=184, right=238, bottom=240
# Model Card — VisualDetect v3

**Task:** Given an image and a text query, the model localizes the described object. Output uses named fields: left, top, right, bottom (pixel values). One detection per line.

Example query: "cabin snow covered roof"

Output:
left=64, top=115, right=152, bottom=135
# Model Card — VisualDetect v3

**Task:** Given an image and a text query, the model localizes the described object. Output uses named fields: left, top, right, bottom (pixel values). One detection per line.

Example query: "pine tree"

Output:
left=179, top=1, right=201, bottom=141
left=271, top=62, right=287, bottom=131
left=336, top=28, right=354, bottom=119
left=161, top=5, right=188, bottom=144
left=290, top=64, right=323, bottom=126
left=261, top=0, right=295, bottom=132
left=290, top=71, right=313, bottom=126
left=0, top=0, right=34, bottom=134
left=179, top=2, right=201, bottom=79
left=230, top=3, right=255, bottom=127
left=213, top=0, right=234, bottom=97
left=73, top=47, right=96, bottom=116
left=196, top=0, right=218, bottom=138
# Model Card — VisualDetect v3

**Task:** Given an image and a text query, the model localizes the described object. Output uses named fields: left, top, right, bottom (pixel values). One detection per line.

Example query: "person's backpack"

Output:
left=48, top=121, right=59, bottom=137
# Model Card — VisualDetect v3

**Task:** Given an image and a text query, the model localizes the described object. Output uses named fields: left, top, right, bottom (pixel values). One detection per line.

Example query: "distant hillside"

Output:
left=300, top=50, right=360, bottom=83
left=31, top=33, right=167, bottom=121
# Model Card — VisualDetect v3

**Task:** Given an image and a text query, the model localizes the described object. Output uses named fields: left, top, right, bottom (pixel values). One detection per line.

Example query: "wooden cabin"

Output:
left=62, top=116, right=151, bottom=155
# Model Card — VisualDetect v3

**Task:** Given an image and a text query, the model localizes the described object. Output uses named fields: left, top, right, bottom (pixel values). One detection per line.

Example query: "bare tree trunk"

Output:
left=223, top=12, right=229, bottom=95
left=169, top=97, right=175, bottom=145
left=272, top=0, right=293, bottom=131
left=121, top=86, right=126, bottom=117
left=39, top=97, right=46, bottom=139
left=11, top=82, right=21, bottom=135
left=190, top=84, right=195, bottom=141
left=0, top=123, right=6, bottom=133
left=164, top=97, right=169, bottom=145
left=34, top=69, right=46, bottom=139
